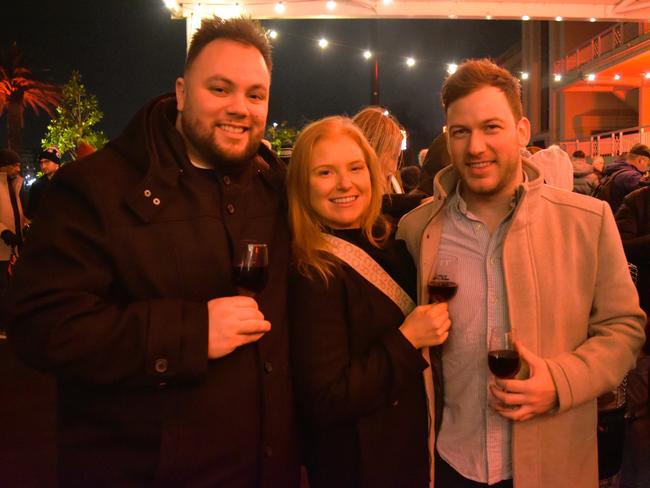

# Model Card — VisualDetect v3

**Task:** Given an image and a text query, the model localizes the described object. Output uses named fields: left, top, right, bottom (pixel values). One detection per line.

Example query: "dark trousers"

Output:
left=435, top=453, right=513, bottom=488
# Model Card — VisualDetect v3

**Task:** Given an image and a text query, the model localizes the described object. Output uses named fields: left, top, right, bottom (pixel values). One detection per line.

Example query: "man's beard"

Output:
left=181, top=112, right=261, bottom=168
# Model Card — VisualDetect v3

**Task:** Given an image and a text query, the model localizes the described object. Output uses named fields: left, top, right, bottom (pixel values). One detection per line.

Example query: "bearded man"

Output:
left=6, top=17, right=299, bottom=487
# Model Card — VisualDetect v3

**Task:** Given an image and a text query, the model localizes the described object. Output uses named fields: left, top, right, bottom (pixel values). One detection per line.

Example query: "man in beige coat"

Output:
left=397, top=59, right=646, bottom=488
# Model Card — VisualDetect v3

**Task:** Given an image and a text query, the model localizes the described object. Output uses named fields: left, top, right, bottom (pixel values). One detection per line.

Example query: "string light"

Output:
left=645, top=72, right=650, bottom=79
left=485, top=14, right=492, bottom=20
left=554, top=73, right=562, bottom=82
left=589, top=17, right=597, bottom=22
left=326, top=1, right=336, bottom=11
left=555, top=16, right=563, bottom=22
left=586, top=73, right=596, bottom=81
left=447, top=63, right=458, bottom=75
left=268, top=29, right=278, bottom=39
left=363, top=50, right=372, bottom=59
left=163, top=0, right=178, bottom=9
left=382, top=0, right=392, bottom=4
left=521, top=72, right=529, bottom=80
left=522, top=15, right=530, bottom=21
left=406, top=57, right=416, bottom=67
left=614, top=74, right=621, bottom=80
left=318, top=38, right=329, bottom=48
left=274, top=2, right=285, bottom=14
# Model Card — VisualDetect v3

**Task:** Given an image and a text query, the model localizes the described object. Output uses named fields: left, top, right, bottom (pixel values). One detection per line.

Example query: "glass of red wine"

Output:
left=487, top=330, right=520, bottom=379
left=427, top=255, right=458, bottom=303
left=232, top=241, right=269, bottom=297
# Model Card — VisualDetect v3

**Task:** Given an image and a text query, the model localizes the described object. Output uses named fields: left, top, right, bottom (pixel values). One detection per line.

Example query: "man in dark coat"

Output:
left=601, top=143, right=650, bottom=213
left=6, top=17, right=299, bottom=487
left=24, top=146, right=61, bottom=219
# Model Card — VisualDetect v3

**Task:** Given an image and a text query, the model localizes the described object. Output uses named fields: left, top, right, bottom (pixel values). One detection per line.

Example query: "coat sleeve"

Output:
left=546, top=203, right=646, bottom=412
left=289, top=267, right=427, bottom=427
left=6, top=165, right=208, bottom=386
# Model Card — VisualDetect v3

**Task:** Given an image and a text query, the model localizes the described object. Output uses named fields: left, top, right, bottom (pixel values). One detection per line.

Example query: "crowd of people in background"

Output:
left=0, top=15, right=648, bottom=488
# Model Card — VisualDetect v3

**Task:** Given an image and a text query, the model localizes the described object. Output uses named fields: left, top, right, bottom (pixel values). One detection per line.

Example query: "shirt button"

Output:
left=153, top=197, right=161, bottom=206
left=227, top=203, right=235, bottom=214
left=223, top=175, right=231, bottom=185
left=143, top=189, right=152, bottom=197
left=264, top=446, right=273, bottom=458
left=154, top=358, right=168, bottom=373
left=264, top=361, right=273, bottom=374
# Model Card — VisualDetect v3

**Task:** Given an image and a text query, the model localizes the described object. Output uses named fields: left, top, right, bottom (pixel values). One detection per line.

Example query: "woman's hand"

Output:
left=399, top=302, right=451, bottom=349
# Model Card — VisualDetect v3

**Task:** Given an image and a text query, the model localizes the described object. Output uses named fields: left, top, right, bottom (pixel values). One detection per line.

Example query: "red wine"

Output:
left=232, top=265, right=268, bottom=294
left=488, top=350, right=521, bottom=378
left=428, top=280, right=458, bottom=302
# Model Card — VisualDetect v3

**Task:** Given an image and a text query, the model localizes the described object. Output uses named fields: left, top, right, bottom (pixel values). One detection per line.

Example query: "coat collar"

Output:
left=110, top=94, right=286, bottom=223
left=430, top=157, right=545, bottom=225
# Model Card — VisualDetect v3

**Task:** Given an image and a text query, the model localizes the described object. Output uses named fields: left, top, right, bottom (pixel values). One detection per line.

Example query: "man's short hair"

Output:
left=185, top=16, right=272, bottom=73
left=441, top=58, right=523, bottom=121
left=628, top=143, right=650, bottom=160
left=572, top=150, right=586, bottom=159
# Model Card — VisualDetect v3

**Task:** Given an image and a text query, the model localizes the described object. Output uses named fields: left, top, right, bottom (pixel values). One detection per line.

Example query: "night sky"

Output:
left=2, top=0, right=521, bottom=160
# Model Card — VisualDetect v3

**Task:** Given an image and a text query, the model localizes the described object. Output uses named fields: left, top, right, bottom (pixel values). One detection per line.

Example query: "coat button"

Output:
left=391, top=400, right=399, bottom=407
left=144, top=189, right=152, bottom=197
left=154, top=358, right=168, bottom=373
left=153, top=197, right=161, bottom=206
left=264, top=361, right=273, bottom=373
left=264, top=446, right=273, bottom=458
left=226, top=203, right=235, bottom=214
left=223, top=175, right=231, bottom=185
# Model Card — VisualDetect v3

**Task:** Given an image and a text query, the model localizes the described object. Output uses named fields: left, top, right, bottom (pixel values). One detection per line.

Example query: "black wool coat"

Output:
left=7, top=95, right=300, bottom=487
left=289, top=230, right=430, bottom=488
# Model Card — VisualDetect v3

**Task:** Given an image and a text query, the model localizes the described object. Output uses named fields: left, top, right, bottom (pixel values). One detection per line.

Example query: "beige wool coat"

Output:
left=397, top=159, right=646, bottom=488
left=0, top=173, right=25, bottom=261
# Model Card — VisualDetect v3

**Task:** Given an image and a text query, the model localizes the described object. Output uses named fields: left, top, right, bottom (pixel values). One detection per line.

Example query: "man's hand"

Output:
left=489, top=340, right=559, bottom=422
left=207, top=296, right=271, bottom=359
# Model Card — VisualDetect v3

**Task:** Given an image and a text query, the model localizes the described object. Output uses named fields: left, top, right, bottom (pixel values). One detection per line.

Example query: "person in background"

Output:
left=0, top=149, right=26, bottom=301
left=400, top=165, right=421, bottom=193
left=614, top=188, right=650, bottom=488
left=571, top=149, right=599, bottom=195
left=528, top=145, right=573, bottom=191
left=397, top=58, right=645, bottom=488
left=417, top=132, right=451, bottom=196
left=592, top=155, right=605, bottom=181
left=287, top=116, right=450, bottom=487
left=25, top=146, right=61, bottom=220
left=6, top=16, right=299, bottom=486
left=601, top=144, right=650, bottom=213
left=352, top=106, right=425, bottom=219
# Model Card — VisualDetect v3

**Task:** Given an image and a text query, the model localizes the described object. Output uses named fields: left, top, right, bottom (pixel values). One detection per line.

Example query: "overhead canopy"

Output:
left=166, top=0, right=650, bottom=22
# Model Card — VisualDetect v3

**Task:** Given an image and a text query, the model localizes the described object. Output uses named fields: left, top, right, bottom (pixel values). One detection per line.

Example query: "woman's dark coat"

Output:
left=290, top=230, right=430, bottom=488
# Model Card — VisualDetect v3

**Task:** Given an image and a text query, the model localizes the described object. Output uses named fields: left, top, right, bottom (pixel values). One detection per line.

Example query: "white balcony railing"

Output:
left=557, top=126, right=650, bottom=158
left=553, top=22, right=650, bottom=76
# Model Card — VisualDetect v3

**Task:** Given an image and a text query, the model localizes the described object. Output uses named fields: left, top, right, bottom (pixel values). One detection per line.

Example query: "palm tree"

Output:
left=0, top=42, right=60, bottom=151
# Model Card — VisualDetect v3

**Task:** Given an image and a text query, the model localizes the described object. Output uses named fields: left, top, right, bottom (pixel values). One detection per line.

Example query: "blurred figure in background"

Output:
left=0, top=149, right=26, bottom=298
left=614, top=187, right=650, bottom=488
left=571, top=149, right=599, bottom=195
left=417, top=132, right=451, bottom=196
left=600, top=144, right=650, bottom=213
left=25, top=146, right=61, bottom=220
left=529, top=145, right=573, bottom=191
left=592, top=155, right=605, bottom=182
left=352, top=106, right=425, bottom=220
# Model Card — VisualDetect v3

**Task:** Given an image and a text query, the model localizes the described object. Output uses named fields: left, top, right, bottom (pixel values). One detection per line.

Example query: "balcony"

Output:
left=558, top=125, right=650, bottom=157
left=553, top=22, right=650, bottom=78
